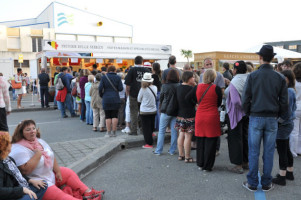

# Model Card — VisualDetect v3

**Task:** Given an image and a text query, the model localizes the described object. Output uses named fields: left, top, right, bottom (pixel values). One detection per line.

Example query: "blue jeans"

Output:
left=19, top=183, right=47, bottom=200
left=85, top=100, right=93, bottom=124
left=12, top=89, right=17, bottom=100
left=40, top=86, right=49, bottom=107
left=57, top=93, right=75, bottom=117
left=154, top=113, right=177, bottom=154
left=155, top=92, right=161, bottom=131
left=80, top=98, right=86, bottom=121
left=247, top=116, right=278, bottom=187
left=53, top=89, right=58, bottom=106
left=73, top=96, right=78, bottom=111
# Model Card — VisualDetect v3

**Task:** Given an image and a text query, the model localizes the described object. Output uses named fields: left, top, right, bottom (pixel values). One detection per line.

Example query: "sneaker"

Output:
left=152, top=133, right=156, bottom=137
left=262, top=183, right=274, bottom=192
left=168, top=150, right=175, bottom=155
left=215, top=151, right=220, bottom=156
left=121, top=127, right=131, bottom=133
left=63, top=115, right=68, bottom=118
left=242, top=181, right=257, bottom=192
left=83, top=188, right=105, bottom=200
left=286, top=171, right=294, bottom=180
left=153, top=151, right=161, bottom=156
left=142, top=144, right=153, bottom=149
left=109, top=133, right=116, bottom=137
left=272, top=175, right=286, bottom=186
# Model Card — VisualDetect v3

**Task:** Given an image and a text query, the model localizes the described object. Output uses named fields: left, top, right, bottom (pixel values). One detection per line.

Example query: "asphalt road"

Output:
left=83, top=141, right=301, bottom=200
left=7, top=109, right=105, bottom=143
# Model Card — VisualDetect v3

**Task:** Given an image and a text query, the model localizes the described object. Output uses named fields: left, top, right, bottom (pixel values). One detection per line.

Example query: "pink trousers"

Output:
left=42, top=167, right=89, bottom=200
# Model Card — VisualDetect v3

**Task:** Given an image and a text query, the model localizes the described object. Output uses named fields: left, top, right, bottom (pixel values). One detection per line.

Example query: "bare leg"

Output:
left=106, top=119, right=112, bottom=132
left=17, top=94, right=22, bottom=108
left=177, top=132, right=185, bottom=158
left=112, top=118, right=118, bottom=132
left=184, top=133, right=192, bottom=158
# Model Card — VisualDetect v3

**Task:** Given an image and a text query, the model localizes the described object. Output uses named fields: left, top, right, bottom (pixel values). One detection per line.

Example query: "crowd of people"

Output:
left=1, top=44, right=301, bottom=198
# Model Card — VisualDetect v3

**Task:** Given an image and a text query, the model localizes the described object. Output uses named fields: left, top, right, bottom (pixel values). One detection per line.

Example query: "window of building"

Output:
left=32, top=37, right=43, bottom=52
left=14, top=60, right=29, bottom=68
left=7, top=37, right=20, bottom=50
left=275, top=45, right=283, bottom=49
left=289, top=45, right=297, bottom=50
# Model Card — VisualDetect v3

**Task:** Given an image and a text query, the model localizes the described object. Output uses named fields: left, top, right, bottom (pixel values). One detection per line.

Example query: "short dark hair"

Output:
left=91, top=70, right=98, bottom=76
left=281, top=70, right=295, bottom=88
left=17, top=68, right=22, bottom=73
left=101, top=67, right=107, bottom=72
left=95, top=73, right=102, bottom=81
left=293, top=62, right=301, bottom=80
left=166, top=69, right=179, bottom=83
left=169, top=56, right=176, bottom=65
left=93, top=64, right=97, bottom=69
left=233, top=61, right=247, bottom=74
left=182, top=71, right=193, bottom=83
left=69, top=66, right=73, bottom=71
left=262, top=55, right=274, bottom=63
left=283, top=59, right=293, bottom=67
left=223, top=62, right=230, bottom=70
left=108, top=65, right=116, bottom=72
left=61, top=67, right=68, bottom=72
left=135, top=56, right=143, bottom=65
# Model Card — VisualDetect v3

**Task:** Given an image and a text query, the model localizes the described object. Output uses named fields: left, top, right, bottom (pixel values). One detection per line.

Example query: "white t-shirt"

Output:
left=9, top=139, right=56, bottom=187
left=137, top=85, right=157, bottom=113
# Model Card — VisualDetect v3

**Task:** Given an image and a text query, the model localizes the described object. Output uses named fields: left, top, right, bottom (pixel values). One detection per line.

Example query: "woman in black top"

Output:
left=175, top=71, right=197, bottom=162
left=152, top=63, right=162, bottom=131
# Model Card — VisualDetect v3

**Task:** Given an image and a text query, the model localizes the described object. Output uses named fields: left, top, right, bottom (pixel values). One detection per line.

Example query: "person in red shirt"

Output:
left=186, top=69, right=222, bottom=171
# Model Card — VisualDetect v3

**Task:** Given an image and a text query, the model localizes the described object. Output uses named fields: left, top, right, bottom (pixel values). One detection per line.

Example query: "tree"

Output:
left=180, top=49, right=193, bottom=63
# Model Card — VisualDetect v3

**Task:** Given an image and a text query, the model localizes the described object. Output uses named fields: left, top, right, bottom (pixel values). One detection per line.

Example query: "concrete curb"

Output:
left=11, top=107, right=55, bottom=113
left=71, top=135, right=171, bottom=179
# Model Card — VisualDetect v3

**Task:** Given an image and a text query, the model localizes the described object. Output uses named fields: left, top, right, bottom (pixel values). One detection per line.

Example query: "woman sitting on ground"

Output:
left=9, top=120, right=104, bottom=200
left=0, top=131, right=47, bottom=200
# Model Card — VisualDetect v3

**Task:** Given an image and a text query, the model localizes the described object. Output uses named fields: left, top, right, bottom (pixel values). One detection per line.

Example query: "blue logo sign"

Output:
left=57, top=13, right=74, bottom=27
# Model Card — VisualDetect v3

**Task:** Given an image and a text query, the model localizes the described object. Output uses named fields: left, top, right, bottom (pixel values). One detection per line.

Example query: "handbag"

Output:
left=71, top=82, right=78, bottom=97
left=11, top=80, right=22, bottom=89
left=166, top=88, right=178, bottom=116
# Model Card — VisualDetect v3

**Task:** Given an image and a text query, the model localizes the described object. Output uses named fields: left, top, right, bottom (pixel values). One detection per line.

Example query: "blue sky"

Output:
left=0, top=0, right=300, bottom=61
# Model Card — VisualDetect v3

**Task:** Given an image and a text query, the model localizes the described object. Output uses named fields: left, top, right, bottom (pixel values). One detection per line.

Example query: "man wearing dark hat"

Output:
left=242, top=45, right=288, bottom=192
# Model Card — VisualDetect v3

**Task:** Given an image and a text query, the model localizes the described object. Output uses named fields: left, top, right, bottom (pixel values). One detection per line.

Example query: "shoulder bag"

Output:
left=147, top=86, right=156, bottom=100
left=104, top=74, right=118, bottom=92
left=198, top=83, right=213, bottom=104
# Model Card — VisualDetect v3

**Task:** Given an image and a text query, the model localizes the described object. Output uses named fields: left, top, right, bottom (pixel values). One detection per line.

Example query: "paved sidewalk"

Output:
left=49, top=133, right=169, bottom=179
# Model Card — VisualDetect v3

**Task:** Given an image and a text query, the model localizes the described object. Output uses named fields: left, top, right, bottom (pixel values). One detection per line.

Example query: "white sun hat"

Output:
left=142, top=72, right=154, bottom=82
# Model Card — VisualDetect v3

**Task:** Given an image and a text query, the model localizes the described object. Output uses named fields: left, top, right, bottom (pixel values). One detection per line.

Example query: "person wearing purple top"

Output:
left=225, top=61, right=249, bottom=174
left=79, top=69, right=90, bottom=122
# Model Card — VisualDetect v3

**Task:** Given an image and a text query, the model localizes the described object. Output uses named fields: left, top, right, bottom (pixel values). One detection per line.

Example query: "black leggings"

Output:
left=276, top=139, right=294, bottom=170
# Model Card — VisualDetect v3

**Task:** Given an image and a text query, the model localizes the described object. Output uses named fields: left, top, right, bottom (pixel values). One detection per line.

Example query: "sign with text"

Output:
left=18, top=54, right=23, bottom=63
left=43, top=40, right=172, bottom=55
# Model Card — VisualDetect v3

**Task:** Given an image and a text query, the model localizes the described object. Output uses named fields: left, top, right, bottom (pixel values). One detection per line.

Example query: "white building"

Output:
left=0, top=1, right=171, bottom=79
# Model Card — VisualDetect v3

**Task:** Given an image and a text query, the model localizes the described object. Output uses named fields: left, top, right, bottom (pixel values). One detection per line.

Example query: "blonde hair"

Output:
left=88, top=75, right=94, bottom=82
left=83, top=69, right=91, bottom=77
left=203, top=69, right=216, bottom=84
left=141, top=81, right=152, bottom=88
left=0, top=131, right=11, bottom=160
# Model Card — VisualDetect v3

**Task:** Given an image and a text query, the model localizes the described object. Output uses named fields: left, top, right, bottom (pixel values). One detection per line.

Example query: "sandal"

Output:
left=178, top=156, right=185, bottom=161
left=185, top=157, right=195, bottom=163
left=228, top=166, right=244, bottom=174
left=93, top=128, right=97, bottom=132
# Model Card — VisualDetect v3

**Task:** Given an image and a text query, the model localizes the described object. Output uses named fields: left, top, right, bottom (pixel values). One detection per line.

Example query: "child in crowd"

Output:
left=85, top=75, right=94, bottom=125
left=272, top=70, right=296, bottom=186
left=137, top=73, right=157, bottom=148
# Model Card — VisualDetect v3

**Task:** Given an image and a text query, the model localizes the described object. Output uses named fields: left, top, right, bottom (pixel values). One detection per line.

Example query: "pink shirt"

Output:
left=0, top=77, right=11, bottom=111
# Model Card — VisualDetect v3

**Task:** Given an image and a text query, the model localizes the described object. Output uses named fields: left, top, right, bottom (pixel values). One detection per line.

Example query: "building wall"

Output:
left=266, top=41, right=301, bottom=53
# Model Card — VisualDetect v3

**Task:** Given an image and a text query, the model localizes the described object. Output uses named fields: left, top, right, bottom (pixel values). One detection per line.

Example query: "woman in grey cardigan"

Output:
left=90, top=73, right=106, bottom=132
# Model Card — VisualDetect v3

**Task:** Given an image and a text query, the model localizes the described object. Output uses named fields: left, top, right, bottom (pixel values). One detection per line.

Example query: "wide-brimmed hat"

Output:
left=256, top=45, right=276, bottom=57
left=142, top=72, right=154, bottom=82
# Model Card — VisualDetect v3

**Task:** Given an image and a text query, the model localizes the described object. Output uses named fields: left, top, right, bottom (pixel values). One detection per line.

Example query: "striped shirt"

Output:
left=0, top=77, right=11, bottom=111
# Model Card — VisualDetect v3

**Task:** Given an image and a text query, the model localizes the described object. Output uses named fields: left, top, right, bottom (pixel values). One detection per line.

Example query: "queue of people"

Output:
left=2, top=45, right=301, bottom=198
